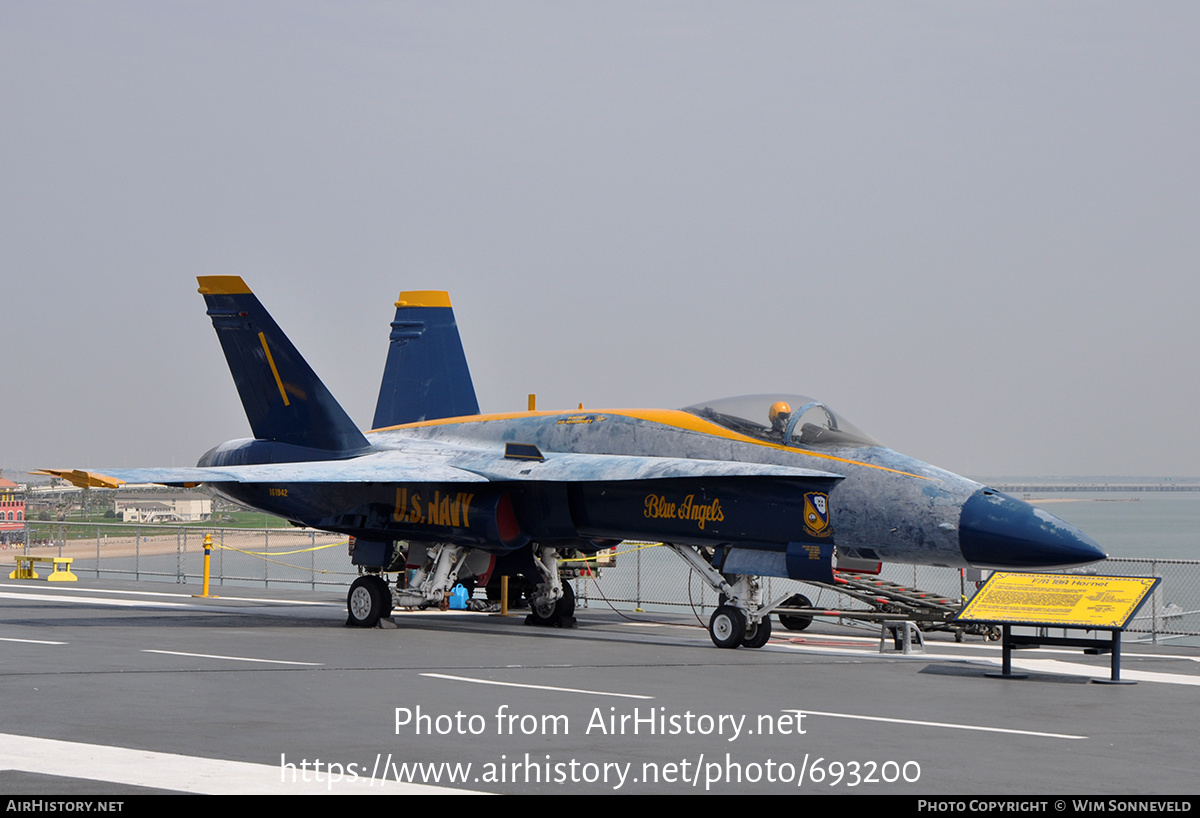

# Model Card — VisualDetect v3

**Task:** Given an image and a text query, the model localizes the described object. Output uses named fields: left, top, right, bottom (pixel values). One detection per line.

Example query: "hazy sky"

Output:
left=2, top=2, right=1197, bottom=478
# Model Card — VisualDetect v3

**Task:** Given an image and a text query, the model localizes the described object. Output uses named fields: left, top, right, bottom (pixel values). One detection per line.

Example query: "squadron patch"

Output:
left=802, top=491, right=832, bottom=538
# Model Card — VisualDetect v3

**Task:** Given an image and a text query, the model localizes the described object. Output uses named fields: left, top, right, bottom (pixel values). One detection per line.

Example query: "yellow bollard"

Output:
left=192, top=533, right=219, bottom=598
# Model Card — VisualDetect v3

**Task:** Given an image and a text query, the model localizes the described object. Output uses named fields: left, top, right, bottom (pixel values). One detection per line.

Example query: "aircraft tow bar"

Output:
left=776, top=571, right=997, bottom=644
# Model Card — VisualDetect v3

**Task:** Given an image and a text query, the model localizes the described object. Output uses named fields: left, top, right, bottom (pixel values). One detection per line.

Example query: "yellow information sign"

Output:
left=957, top=573, right=1159, bottom=629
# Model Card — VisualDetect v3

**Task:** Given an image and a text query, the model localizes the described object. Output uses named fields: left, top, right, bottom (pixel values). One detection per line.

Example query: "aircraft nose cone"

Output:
left=959, top=488, right=1106, bottom=569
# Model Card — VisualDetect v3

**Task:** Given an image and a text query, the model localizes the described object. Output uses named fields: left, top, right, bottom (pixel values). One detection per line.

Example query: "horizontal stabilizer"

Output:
left=31, top=469, right=124, bottom=489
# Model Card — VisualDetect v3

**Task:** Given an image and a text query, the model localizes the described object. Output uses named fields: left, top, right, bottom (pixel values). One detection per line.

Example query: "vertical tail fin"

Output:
left=196, top=276, right=369, bottom=454
left=372, top=291, right=480, bottom=428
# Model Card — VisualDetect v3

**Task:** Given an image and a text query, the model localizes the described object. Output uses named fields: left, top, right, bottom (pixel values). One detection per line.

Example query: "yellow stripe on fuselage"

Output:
left=369, top=408, right=928, bottom=480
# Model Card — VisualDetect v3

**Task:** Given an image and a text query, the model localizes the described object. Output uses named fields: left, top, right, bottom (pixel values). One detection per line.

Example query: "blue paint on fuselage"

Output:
left=189, top=403, right=1103, bottom=570
left=349, top=411, right=1103, bottom=569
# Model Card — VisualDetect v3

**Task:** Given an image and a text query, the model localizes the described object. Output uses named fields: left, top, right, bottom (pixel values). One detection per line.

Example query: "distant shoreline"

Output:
left=987, top=483, right=1200, bottom=493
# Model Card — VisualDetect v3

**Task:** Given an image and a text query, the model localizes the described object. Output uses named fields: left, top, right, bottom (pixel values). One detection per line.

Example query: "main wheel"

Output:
left=741, top=614, right=772, bottom=648
left=348, top=575, right=388, bottom=627
left=779, top=593, right=814, bottom=632
left=371, top=575, right=393, bottom=617
left=529, top=582, right=575, bottom=626
left=709, top=605, right=746, bottom=649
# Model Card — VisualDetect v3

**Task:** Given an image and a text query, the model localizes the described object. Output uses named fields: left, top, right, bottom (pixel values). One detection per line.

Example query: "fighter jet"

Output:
left=40, top=277, right=1105, bottom=648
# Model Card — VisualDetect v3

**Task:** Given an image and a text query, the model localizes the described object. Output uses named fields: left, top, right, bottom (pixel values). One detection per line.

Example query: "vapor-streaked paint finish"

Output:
left=359, top=409, right=988, bottom=568
left=43, top=278, right=1105, bottom=574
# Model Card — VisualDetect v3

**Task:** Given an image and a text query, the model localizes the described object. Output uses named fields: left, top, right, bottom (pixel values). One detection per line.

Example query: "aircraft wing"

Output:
left=37, top=451, right=839, bottom=490
left=33, top=458, right=488, bottom=489
left=450, top=451, right=843, bottom=483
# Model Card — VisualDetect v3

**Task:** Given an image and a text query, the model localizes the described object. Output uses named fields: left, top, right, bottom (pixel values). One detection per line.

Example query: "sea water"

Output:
left=1023, top=491, right=1200, bottom=561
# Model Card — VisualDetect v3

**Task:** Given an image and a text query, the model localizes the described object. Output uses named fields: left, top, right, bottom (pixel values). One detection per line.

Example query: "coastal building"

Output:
left=0, top=476, right=26, bottom=542
left=114, top=495, right=212, bottom=524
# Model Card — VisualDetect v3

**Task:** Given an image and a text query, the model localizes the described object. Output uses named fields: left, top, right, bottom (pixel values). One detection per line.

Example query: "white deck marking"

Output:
left=0, top=636, right=67, bottom=645
left=422, top=672, right=654, bottom=699
left=1011, top=657, right=1200, bottom=686
left=786, top=709, right=1087, bottom=740
left=782, top=629, right=1200, bottom=662
left=772, top=640, right=1200, bottom=686
left=143, top=649, right=322, bottom=666
left=0, top=582, right=337, bottom=606
left=0, top=590, right=195, bottom=608
left=0, top=732, right=478, bottom=794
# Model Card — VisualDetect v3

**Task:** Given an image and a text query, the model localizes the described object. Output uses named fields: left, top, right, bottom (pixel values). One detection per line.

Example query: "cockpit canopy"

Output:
left=682, top=394, right=880, bottom=449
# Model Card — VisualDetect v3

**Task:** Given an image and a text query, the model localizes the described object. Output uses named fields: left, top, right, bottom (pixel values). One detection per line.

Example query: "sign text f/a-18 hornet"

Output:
left=41, top=277, right=1105, bottom=648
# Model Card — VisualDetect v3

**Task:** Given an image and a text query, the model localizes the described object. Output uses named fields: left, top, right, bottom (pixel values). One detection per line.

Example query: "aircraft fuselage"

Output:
left=201, top=404, right=1104, bottom=571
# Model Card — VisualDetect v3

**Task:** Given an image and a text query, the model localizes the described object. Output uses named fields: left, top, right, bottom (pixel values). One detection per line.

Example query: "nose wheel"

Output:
left=741, top=614, right=772, bottom=648
left=709, top=606, right=773, bottom=649
left=709, top=605, right=746, bottom=648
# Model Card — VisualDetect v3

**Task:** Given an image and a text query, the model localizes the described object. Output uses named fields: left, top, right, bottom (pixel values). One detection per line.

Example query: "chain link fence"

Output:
left=9, top=522, right=1200, bottom=641
left=574, top=543, right=1200, bottom=643
left=8, top=520, right=352, bottom=589
left=574, top=542, right=973, bottom=627
left=1084, top=557, right=1200, bottom=640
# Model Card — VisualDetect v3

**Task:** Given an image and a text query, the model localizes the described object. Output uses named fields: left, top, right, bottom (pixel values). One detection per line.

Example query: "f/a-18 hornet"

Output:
left=42, top=277, right=1105, bottom=648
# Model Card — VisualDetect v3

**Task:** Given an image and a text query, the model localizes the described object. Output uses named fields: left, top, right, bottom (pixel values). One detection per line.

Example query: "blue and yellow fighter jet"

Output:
left=41, top=277, right=1105, bottom=648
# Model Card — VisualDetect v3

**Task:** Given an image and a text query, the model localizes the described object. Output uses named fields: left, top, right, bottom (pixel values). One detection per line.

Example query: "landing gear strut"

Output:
left=664, top=543, right=778, bottom=650
left=526, top=546, right=577, bottom=628
left=347, top=542, right=471, bottom=627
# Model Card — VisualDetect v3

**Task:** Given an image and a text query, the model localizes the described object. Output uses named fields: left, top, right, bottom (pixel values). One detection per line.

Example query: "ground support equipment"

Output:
left=10, top=555, right=77, bottom=582
left=773, top=572, right=999, bottom=649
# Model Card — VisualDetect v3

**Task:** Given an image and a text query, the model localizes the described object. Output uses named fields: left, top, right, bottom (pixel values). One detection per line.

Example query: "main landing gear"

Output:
left=347, top=541, right=577, bottom=629
left=347, top=541, right=473, bottom=627
left=526, top=546, right=577, bottom=628
left=663, top=544, right=778, bottom=650
left=529, top=581, right=576, bottom=627
left=347, top=574, right=391, bottom=627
